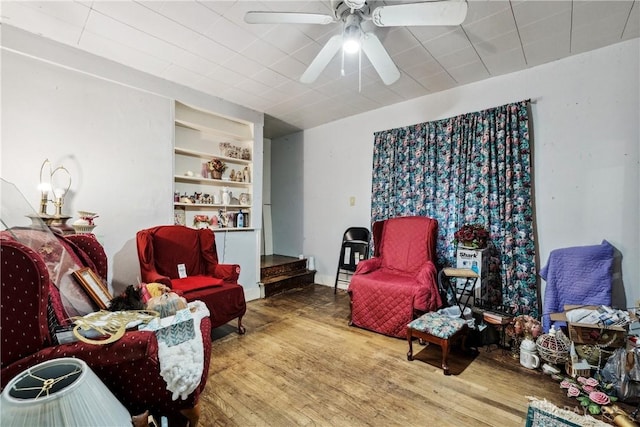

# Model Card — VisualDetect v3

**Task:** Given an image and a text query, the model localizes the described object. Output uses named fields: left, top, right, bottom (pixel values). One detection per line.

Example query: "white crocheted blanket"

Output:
left=142, top=301, right=210, bottom=400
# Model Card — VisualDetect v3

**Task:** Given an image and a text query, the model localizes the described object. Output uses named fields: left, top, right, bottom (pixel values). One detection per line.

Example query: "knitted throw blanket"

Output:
left=155, top=300, right=209, bottom=400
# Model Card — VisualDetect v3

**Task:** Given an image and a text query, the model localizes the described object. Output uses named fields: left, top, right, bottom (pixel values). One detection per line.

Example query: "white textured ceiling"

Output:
left=1, top=1, right=638, bottom=138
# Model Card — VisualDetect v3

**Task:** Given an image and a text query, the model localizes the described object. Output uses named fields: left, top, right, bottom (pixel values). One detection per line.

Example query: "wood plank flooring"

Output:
left=200, top=285, right=610, bottom=426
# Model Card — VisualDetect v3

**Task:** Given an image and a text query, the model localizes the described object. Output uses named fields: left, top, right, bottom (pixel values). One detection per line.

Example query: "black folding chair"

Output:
left=334, top=227, right=371, bottom=294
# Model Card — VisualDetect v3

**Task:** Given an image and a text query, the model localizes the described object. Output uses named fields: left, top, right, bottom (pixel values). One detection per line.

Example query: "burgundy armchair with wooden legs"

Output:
left=136, top=225, right=247, bottom=335
left=0, top=231, right=211, bottom=427
left=347, top=216, right=442, bottom=338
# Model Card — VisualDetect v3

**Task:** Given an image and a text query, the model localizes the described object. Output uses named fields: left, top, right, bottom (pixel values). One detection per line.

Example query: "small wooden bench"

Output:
left=407, top=312, right=469, bottom=375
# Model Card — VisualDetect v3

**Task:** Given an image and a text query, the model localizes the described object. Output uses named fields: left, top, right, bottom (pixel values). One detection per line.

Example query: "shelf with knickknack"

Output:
left=174, top=102, right=253, bottom=231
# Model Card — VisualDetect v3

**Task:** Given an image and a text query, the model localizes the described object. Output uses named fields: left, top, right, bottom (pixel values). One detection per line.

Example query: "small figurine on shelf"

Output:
left=193, top=215, right=211, bottom=229
left=222, top=187, right=231, bottom=205
left=218, top=210, right=228, bottom=228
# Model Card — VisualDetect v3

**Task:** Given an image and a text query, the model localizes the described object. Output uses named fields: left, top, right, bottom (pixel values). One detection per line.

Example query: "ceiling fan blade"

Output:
left=361, top=32, right=400, bottom=85
left=371, top=1, right=468, bottom=27
left=245, top=12, right=335, bottom=25
left=300, top=35, right=343, bottom=84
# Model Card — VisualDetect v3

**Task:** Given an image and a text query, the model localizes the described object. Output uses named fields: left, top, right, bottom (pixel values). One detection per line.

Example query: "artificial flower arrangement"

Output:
left=207, top=159, right=227, bottom=178
left=551, top=374, right=617, bottom=415
left=505, top=314, right=543, bottom=340
left=453, top=223, right=489, bottom=249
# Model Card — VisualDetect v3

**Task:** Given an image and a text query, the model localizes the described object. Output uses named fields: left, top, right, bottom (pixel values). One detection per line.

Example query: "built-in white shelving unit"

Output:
left=173, top=102, right=254, bottom=232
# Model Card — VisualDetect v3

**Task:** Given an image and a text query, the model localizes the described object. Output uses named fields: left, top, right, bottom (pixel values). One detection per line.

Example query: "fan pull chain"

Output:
left=358, top=48, right=362, bottom=92
left=341, top=49, right=345, bottom=77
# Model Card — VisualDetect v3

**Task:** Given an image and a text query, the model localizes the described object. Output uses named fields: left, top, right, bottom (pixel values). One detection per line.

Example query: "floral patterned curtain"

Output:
left=370, top=100, right=537, bottom=316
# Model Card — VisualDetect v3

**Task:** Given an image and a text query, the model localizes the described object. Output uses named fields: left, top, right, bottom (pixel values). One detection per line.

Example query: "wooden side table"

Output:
left=438, top=267, right=479, bottom=318
left=481, top=312, right=513, bottom=351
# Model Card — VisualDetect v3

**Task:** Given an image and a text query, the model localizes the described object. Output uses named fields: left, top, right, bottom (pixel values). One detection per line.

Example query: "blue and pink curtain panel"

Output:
left=370, top=100, right=537, bottom=317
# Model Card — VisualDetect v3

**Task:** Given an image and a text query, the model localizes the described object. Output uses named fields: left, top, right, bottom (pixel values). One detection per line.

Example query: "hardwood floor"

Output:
left=200, top=285, right=610, bottom=426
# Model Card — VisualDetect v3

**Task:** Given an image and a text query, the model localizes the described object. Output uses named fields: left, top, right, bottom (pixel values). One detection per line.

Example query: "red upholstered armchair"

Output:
left=136, top=225, right=246, bottom=334
left=0, top=230, right=211, bottom=427
left=348, top=216, right=442, bottom=338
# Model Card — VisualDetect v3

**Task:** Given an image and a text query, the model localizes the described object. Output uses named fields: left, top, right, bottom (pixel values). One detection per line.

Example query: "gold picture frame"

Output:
left=72, top=268, right=112, bottom=310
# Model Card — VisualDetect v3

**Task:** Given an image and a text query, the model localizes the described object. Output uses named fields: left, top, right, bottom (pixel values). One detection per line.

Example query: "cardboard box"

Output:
left=550, top=305, right=631, bottom=348
left=455, top=247, right=489, bottom=304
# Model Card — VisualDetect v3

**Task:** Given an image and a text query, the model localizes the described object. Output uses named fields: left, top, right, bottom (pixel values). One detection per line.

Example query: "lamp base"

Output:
left=26, top=213, right=55, bottom=227
left=49, top=215, right=75, bottom=235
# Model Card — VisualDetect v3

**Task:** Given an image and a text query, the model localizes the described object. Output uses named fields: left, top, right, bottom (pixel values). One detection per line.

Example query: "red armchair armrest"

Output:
left=353, top=257, right=382, bottom=275
left=213, top=263, right=241, bottom=282
left=143, top=274, right=173, bottom=288
left=1, top=330, right=158, bottom=385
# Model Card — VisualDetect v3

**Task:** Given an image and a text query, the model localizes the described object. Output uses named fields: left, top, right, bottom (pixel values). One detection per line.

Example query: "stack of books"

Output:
left=482, top=309, right=513, bottom=324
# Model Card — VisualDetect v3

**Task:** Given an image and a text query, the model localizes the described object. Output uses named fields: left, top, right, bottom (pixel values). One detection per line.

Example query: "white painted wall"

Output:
left=271, top=132, right=304, bottom=257
left=261, top=137, right=273, bottom=256
left=1, top=26, right=264, bottom=301
left=1, top=49, right=172, bottom=291
left=273, top=38, right=640, bottom=310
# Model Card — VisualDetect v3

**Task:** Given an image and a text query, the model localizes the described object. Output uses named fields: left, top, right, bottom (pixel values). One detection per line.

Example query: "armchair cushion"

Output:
left=171, top=275, right=223, bottom=293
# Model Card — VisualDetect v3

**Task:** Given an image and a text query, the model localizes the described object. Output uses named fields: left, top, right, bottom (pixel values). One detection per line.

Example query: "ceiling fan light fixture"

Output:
left=343, top=37, right=361, bottom=54
left=344, top=0, right=366, bottom=11
left=342, top=14, right=362, bottom=54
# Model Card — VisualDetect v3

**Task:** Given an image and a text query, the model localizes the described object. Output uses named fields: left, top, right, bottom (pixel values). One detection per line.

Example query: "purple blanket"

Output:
left=540, top=240, right=614, bottom=332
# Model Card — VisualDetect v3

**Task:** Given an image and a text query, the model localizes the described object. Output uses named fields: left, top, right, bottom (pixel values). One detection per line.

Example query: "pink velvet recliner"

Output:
left=136, top=225, right=246, bottom=335
left=348, top=216, right=442, bottom=338
left=0, top=230, right=211, bottom=426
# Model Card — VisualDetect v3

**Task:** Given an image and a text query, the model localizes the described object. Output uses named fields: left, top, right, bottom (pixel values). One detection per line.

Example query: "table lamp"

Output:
left=33, top=159, right=75, bottom=234
left=1, top=358, right=133, bottom=426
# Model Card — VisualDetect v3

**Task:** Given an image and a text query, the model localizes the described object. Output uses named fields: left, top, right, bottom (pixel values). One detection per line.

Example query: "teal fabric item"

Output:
left=408, top=312, right=465, bottom=339
left=370, top=100, right=537, bottom=317
left=525, top=399, right=608, bottom=427
left=525, top=405, right=582, bottom=427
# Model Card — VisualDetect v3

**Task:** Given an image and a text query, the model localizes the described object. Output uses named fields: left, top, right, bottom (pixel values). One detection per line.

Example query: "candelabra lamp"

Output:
left=32, top=159, right=74, bottom=234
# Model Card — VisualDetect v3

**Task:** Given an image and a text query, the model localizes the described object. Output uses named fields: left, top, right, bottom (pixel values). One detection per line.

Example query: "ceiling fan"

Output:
left=245, top=1, right=468, bottom=86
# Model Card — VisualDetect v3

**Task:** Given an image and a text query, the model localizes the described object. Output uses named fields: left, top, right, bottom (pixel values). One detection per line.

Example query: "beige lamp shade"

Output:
left=1, top=357, right=132, bottom=426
